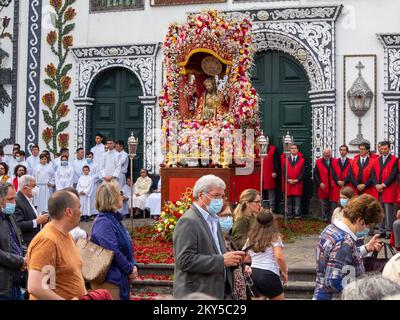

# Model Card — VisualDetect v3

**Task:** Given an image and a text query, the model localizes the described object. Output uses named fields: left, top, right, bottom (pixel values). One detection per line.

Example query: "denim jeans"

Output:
left=0, top=286, right=23, bottom=300
left=287, top=196, right=301, bottom=217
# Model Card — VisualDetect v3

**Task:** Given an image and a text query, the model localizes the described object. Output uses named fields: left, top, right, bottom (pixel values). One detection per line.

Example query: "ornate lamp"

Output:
left=127, top=132, right=139, bottom=231
left=282, top=131, right=294, bottom=227
left=256, top=131, right=269, bottom=203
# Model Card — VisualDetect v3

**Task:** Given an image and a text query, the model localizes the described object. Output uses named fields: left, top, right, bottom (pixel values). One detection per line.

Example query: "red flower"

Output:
left=47, top=31, right=57, bottom=46
left=45, top=63, right=57, bottom=79
left=62, top=35, right=73, bottom=49
left=58, top=133, right=69, bottom=148
left=56, top=103, right=70, bottom=117
left=42, top=92, right=56, bottom=109
left=50, top=0, right=63, bottom=12
left=64, top=7, right=76, bottom=21
left=42, top=128, right=53, bottom=145
left=60, top=76, right=71, bottom=92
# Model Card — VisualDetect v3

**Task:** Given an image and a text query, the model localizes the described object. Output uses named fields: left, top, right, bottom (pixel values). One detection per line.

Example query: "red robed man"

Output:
left=349, top=142, right=376, bottom=197
left=331, top=144, right=353, bottom=202
left=262, top=143, right=280, bottom=212
left=313, top=148, right=336, bottom=222
left=281, top=145, right=305, bottom=219
left=372, top=141, right=398, bottom=237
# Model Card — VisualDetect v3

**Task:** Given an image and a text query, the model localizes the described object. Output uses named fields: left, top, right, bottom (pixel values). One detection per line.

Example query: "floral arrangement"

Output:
left=159, top=9, right=260, bottom=160
left=42, top=0, right=76, bottom=154
left=155, top=188, right=193, bottom=241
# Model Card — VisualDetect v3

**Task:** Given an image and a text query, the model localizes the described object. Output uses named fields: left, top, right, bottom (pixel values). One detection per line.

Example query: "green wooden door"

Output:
left=92, top=68, right=143, bottom=177
left=252, top=51, right=313, bottom=214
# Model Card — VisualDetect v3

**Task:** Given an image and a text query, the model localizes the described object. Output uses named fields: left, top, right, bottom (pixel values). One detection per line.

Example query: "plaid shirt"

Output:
left=313, top=220, right=365, bottom=300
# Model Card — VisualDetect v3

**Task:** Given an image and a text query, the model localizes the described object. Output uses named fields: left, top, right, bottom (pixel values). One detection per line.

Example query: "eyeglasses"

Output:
left=250, top=200, right=261, bottom=204
left=206, top=193, right=226, bottom=200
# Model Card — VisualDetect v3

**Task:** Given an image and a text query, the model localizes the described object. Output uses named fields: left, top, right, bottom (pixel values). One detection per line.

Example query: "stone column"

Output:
left=383, top=92, right=400, bottom=155
left=309, top=89, right=336, bottom=166
left=73, top=97, right=95, bottom=151
left=139, top=96, right=157, bottom=174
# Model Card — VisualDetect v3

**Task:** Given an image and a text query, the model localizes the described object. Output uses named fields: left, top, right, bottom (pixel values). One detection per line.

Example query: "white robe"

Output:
left=87, top=161, right=100, bottom=216
left=55, top=165, right=74, bottom=191
left=26, top=155, right=40, bottom=175
left=145, top=178, right=162, bottom=216
left=33, top=163, right=55, bottom=212
left=51, top=157, right=61, bottom=172
left=118, top=150, right=129, bottom=189
left=90, top=143, right=106, bottom=165
left=72, top=158, right=88, bottom=184
left=131, top=176, right=152, bottom=210
left=77, top=175, right=94, bottom=217
left=121, top=184, right=133, bottom=215
left=100, top=149, right=121, bottom=181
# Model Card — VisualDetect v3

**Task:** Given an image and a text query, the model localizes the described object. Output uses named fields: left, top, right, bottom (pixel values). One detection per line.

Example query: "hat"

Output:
left=201, top=56, right=222, bottom=76
left=383, top=252, right=400, bottom=285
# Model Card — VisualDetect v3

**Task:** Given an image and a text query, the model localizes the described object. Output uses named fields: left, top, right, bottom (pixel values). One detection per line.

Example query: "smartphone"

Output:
left=242, top=244, right=254, bottom=253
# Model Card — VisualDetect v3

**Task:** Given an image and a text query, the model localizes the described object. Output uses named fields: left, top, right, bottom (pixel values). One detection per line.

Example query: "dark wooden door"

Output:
left=92, top=68, right=143, bottom=177
left=252, top=51, right=313, bottom=214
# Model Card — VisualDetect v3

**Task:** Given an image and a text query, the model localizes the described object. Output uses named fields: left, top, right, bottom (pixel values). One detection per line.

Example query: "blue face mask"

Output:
left=15, top=157, right=20, bottom=162
left=3, top=203, right=16, bottom=215
left=219, top=216, right=233, bottom=233
left=87, top=158, right=93, bottom=164
left=204, top=194, right=224, bottom=215
left=339, top=198, right=348, bottom=207
left=356, top=228, right=369, bottom=238
left=61, top=160, right=68, bottom=167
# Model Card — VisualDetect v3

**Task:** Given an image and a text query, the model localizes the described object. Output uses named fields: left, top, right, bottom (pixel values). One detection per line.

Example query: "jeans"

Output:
left=320, top=199, right=336, bottom=221
left=393, top=220, right=400, bottom=247
left=0, top=286, right=23, bottom=300
left=287, top=196, right=301, bottom=217
left=263, top=189, right=276, bottom=210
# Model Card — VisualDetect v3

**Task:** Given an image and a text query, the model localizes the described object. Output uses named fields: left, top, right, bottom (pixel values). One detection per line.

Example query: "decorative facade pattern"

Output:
left=229, top=5, right=342, bottom=165
left=378, top=33, right=400, bottom=155
left=72, top=44, right=159, bottom=173
left=24, top=0, right=42, bottom=153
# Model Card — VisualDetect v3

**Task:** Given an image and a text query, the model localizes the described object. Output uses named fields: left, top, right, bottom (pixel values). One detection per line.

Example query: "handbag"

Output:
left=76, top=236, right=114, bottom=285
left=363, top=242, right=396, bottom=273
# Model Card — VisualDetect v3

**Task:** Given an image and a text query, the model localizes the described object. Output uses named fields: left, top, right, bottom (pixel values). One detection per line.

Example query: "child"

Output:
left=55, top=155, right=74, bottom=190
left=245, top=209, right=288, bottom=300
left=121, top=176, right=133, bottom=217
left=76, top=165, right=94, bottom=222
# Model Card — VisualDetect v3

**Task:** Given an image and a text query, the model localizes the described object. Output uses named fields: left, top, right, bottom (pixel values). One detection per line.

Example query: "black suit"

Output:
left=14, top=191, right=40, bottom=245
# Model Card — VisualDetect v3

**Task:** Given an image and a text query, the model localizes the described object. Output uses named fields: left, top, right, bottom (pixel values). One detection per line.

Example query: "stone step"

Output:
left=131, top=279, right=315, bottom=300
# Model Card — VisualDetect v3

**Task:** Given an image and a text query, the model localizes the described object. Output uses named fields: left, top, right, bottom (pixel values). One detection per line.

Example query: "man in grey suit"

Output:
left=173, top=175, right=245, bottom=299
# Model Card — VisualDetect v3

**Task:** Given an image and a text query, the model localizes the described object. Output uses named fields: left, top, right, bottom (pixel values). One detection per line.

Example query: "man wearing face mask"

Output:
left=14, top=175, right=48, bottom=246
left=0, top=182, right=27, bottom=300
left=173, top=175, right=245, bottom=299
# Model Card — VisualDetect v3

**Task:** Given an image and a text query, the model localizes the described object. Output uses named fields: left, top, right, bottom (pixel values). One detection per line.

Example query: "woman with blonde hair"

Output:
left=231, top=189, right=262, bottom=250
left=90, top=181, right=138, bottom=300
left=245, top=209, right=288, bottom=300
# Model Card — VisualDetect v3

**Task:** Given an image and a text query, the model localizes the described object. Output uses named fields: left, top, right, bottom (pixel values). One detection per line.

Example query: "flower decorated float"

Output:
left=159, top=9, right=262, bottom=205
left=159, top=9, right=260, bottom=167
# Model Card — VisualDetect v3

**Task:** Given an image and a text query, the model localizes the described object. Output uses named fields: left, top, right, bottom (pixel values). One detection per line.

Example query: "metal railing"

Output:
left=90, top=0, right=144, bottom=13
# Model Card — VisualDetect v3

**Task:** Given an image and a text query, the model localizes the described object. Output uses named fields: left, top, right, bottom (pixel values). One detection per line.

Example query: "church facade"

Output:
left=1, top=0, right=399, bottom=175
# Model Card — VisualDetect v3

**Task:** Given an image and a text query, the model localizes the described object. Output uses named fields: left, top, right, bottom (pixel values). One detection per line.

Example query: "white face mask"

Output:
left=31, top=186, right=39, bottom=197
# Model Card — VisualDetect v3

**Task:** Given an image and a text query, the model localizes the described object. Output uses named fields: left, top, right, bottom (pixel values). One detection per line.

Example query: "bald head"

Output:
left=323, top=148, right=332, bottom=159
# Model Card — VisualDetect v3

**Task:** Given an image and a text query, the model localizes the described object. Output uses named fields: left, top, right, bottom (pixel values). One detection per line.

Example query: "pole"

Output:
left=260, top=157, right=264, bottom=202
left=284, top=156, right=289, bottom=228
left=130, top=157, right=134, bottom=232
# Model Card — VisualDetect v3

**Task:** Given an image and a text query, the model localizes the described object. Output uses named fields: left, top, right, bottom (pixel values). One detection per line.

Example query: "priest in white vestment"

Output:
left=100, top=139, right=122, bottom=183
left=131, top=169, right=152, bottom=212
left=90, top=133, right=106, bottom=165
left=33, top=154, right=55, bottom=213
left=26, top=145, right=40, bottom=175
left=145, top=177, right=162, bottom=217
left=77, top=165, right=94, bottom=221
left=115, top=141, right=129, bottom=189
left=55, top=156, right=74, bottom=190
left=72, top=148, right=87, bottom=185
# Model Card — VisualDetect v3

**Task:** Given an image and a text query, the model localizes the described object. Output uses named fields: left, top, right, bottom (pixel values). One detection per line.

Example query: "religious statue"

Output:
left=195, top=77, right=227, bottom=121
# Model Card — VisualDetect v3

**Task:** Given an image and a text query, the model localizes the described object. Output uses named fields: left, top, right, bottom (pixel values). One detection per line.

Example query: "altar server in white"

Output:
left=72, top=147, right=87, bottom=186
left=90, top=133, right=105, bottom=165
left=100, top=138, right=122, bottom=183
left=33, top=154, right=55, bottom=213
left=26, top=144, right=40, bottom=175
left=55, top=155, right=74, bottom=190
left=121, top=176, right=133, bottom=216
left=86, top=151, right=100, bottom=216
left=115, top=140, right=129, bottom=189
left=77, top=165, right=94, bottom=221
left=145, top=177, right=162, bottom=217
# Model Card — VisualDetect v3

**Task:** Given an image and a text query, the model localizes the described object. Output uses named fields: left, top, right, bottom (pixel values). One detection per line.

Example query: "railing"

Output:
left=90, top=0, right=144, bottom=13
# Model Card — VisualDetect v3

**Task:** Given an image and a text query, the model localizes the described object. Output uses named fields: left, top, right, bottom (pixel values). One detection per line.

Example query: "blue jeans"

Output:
left=0, top=286, right=23, bottom=300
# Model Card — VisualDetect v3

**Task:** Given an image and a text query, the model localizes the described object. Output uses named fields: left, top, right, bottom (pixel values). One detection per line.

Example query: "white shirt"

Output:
left=360, top=156, right=368, bottom=166
left=26, top=155, right=40, bottom=175
left=90, top=143, right=106, bottom=165
left=100, top=149, right=121, bottom=179
left=341, top=157, right=347, bottom=165
left=51, top=157, right=61, bottom=171
left=23, top=193, right=39, bottom=229
left=118, top=150, right=129, bottom=174
left=72, top=158, right=88, bottom=183
left=247, top=238, right=283, bottom=276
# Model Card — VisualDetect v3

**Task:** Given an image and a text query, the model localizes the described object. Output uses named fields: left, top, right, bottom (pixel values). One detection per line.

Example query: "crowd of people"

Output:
left=0, top=134, right=162, bottom=222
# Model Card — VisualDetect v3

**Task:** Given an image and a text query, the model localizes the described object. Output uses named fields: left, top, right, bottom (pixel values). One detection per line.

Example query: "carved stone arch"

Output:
left=226, top=5, right=342, bottom=163
left=72, top=44, right=159, bottom=173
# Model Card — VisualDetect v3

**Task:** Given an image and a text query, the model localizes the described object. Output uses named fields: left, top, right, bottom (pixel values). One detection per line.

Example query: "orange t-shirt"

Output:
left=27, top=223, right=86, bottom=300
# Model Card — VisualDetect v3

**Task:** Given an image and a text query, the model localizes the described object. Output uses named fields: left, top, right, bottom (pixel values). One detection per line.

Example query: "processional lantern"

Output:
left=283, top=131, right=293, bottom=156
left=128, top=131, right=139, bottom=160
left=257, top=131, right=269, bottom=159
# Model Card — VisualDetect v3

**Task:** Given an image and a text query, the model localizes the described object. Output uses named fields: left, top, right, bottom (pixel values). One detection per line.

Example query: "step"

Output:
left=131, top=279, right=315, bottom=299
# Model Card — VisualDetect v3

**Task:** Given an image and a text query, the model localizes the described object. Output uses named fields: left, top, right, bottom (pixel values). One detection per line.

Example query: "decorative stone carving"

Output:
left=24, top=0, right=42, bottom=152
left=378, top=33, right=400, bottom=154
left=72, top=44, right=159, bottom=173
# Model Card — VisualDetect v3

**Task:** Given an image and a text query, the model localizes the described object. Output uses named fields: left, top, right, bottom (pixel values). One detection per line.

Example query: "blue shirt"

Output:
left=194, top=203, right=222, bottom=255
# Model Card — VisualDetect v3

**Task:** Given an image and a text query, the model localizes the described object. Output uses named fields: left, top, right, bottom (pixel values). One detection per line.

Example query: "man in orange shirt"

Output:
left=27, top=190, right=86, bottom=300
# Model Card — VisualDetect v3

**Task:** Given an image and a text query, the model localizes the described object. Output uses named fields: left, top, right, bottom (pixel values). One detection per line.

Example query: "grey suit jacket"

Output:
left=173, top=205, right=233, bottom=299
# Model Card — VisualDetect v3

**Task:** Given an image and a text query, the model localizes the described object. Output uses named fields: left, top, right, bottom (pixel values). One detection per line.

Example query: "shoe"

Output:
left=295, top=216, right=302, bottom=220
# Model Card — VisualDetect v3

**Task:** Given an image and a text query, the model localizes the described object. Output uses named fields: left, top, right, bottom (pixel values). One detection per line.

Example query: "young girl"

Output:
left=246, top=209, right=288, bottom=300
